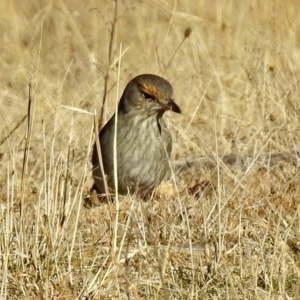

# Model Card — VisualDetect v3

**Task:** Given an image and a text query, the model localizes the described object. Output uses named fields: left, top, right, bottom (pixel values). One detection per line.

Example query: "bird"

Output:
left=91, top=74, right=181, bottom=198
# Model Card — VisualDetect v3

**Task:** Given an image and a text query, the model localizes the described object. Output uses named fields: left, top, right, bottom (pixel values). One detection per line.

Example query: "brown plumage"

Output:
left=92, top=74, right=181, bottom=196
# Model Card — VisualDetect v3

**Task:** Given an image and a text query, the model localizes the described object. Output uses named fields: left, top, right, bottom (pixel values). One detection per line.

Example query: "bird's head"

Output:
left=119, top=74, right=181, bottom=117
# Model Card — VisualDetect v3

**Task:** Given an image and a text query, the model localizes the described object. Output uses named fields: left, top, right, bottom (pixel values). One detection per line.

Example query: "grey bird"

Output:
left=91, top=74, right=181, bottom=197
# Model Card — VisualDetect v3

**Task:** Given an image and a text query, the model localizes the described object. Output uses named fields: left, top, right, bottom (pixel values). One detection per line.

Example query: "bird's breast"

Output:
left=100, top=113, right=172, bottom=195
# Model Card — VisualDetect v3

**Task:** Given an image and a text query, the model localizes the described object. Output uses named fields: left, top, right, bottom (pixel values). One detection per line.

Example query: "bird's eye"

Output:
left=141, top=91, right=154, bottom=100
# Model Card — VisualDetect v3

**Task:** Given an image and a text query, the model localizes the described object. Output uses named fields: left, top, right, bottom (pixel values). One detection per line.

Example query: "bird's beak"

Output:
left=166, top=99, right=181, bottom=114
left=153, top=98, right=181, bottom=115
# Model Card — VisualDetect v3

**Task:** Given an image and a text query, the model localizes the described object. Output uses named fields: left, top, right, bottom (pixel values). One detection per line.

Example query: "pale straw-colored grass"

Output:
left=1, top=0, right=300, bottom=299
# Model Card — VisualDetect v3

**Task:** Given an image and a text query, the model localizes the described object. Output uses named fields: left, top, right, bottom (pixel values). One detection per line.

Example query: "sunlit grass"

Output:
left=1, top=0, right=300, bottom=298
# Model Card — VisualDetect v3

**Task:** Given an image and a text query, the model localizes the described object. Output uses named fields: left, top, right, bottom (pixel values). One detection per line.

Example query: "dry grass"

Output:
left=1, top=0, right=300, bottom=299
